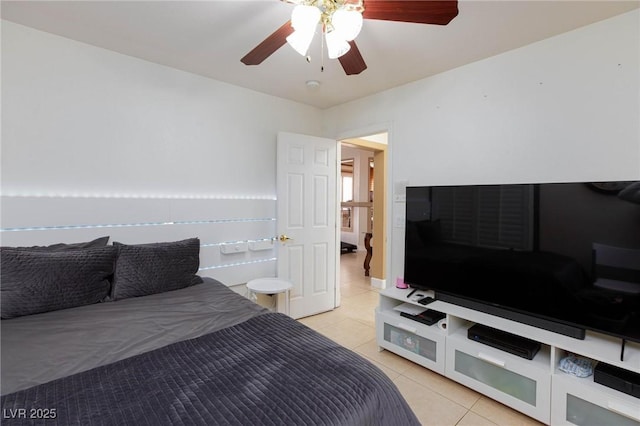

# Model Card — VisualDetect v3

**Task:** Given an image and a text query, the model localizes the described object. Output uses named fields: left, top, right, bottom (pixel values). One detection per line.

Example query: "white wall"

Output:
left=0, top=21, right=324, bottom=287
left=322, top=10, right=640, bottom=286
left=1, top=21, right=322, bottom=198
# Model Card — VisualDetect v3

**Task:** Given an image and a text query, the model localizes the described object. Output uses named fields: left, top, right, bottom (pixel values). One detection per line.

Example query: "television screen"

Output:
left=404, top=181, right=640, bottom=342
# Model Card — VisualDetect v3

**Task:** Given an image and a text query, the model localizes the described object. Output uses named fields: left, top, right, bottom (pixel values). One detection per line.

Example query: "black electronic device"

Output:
left=417, top=296, right=435, bottom=305
left=467, top=324, right=541, bottom=360
left=400, top=309, right=445, bottom=326
left=594, top=362, right=640, bottom=398
left=404, top=181, right=640, bottom=344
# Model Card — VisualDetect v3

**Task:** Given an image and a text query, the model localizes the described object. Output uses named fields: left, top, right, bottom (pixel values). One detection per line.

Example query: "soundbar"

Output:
left=437, top=292, right=586, bottom=340
left=468, top=323, right=541, bottom=360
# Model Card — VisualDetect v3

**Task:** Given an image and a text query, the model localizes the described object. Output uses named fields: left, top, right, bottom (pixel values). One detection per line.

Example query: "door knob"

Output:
left=279, top=234, right=292, bottom=242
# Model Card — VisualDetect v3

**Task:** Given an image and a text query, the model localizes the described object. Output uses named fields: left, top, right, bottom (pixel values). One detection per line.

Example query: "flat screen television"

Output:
left=404, top=181, right=640, bottom=343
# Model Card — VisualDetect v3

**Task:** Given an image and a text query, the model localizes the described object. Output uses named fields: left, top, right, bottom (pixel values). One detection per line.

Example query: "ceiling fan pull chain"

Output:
left=321, top=27, right=325, bottom=72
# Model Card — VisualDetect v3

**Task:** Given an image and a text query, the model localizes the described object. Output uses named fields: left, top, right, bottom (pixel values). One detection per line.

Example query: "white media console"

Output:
left=376, top=287, right=640, bottom=425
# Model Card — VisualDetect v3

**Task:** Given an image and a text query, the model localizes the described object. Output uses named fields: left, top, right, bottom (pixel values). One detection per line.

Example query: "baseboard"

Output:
left=371, top=278, right=386, bottom=289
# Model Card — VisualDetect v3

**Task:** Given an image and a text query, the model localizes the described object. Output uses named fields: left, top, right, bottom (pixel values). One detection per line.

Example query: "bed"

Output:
left=0, top=237, right=419, bottom=425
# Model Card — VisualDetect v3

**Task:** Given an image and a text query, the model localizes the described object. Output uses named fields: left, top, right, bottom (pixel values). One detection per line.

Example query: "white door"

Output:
left=277, top=131, right=338, bottom=319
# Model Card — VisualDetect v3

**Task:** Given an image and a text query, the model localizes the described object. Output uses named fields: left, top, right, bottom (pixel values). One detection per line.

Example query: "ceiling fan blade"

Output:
left=241, top=21, right=294, bottom=66
left=362, top=0, right=458, bottom=25
left=339, top=41, right=367, bottom=75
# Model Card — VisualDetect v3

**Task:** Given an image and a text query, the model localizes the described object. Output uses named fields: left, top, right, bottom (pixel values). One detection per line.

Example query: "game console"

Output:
left=400, top=309, right=445, bottom=326
left=467, top=323, right=541, bottom=360
left=594, top=361, right=640, bottom=399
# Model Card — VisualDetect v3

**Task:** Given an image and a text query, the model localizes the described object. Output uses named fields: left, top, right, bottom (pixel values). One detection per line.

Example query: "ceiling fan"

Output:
left=241, top=0, right=459, bottom=75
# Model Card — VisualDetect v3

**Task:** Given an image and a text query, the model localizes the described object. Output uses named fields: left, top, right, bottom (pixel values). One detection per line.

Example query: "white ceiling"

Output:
left=2, top=0, right=638, bottom=109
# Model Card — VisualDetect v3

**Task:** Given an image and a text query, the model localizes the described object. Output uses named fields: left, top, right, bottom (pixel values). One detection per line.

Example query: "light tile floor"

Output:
left=298, top=251, right=545, bottom=426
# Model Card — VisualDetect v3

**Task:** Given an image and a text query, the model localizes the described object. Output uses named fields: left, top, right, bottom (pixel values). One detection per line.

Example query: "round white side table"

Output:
left=246, top=278, right=293, bottom=316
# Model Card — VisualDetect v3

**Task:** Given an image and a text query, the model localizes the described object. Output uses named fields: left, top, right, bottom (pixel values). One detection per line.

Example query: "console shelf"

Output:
left=376, top=287, right=640, bottom=426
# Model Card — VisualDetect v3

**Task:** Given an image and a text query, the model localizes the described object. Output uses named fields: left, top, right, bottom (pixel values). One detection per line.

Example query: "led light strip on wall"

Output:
left=199, top=257, right=277, bottom=271
left=0, top=218, right=275, bottom=233
left=201, top=238, right=275, bottom=248
left=1, top=193, right=277, bottom=200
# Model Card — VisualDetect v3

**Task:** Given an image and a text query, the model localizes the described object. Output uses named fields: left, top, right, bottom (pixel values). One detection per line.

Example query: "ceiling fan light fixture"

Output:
left=286, top=29, right=316, bottom=56
left=325, top=29, right=350, bottom=59
left=287, top=5, right=321, bottom=56
left=290, top=5, right=320, bottom=31
left=243, top=0, right=458, bottom=75
left=331, top=9, right=363, bottom=41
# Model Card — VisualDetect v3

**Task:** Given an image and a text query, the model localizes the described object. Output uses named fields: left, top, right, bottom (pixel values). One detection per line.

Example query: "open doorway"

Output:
left=339, top=133, right=388, bottom=295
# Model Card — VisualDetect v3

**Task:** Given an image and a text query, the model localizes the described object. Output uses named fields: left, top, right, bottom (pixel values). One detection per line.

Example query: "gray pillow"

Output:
left=7, top=236, right=110, bottom=251
left=111, top=238, right=203, bottom=300
left=0, top=246, right=117, bottom=319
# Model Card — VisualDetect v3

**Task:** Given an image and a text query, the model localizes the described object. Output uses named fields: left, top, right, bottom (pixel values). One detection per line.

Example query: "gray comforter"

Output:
left=1, top=280, right=419, bottom=425
left=2, top=313, right=418, bottom=425
left=1, top=278, right=267, bottom=395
